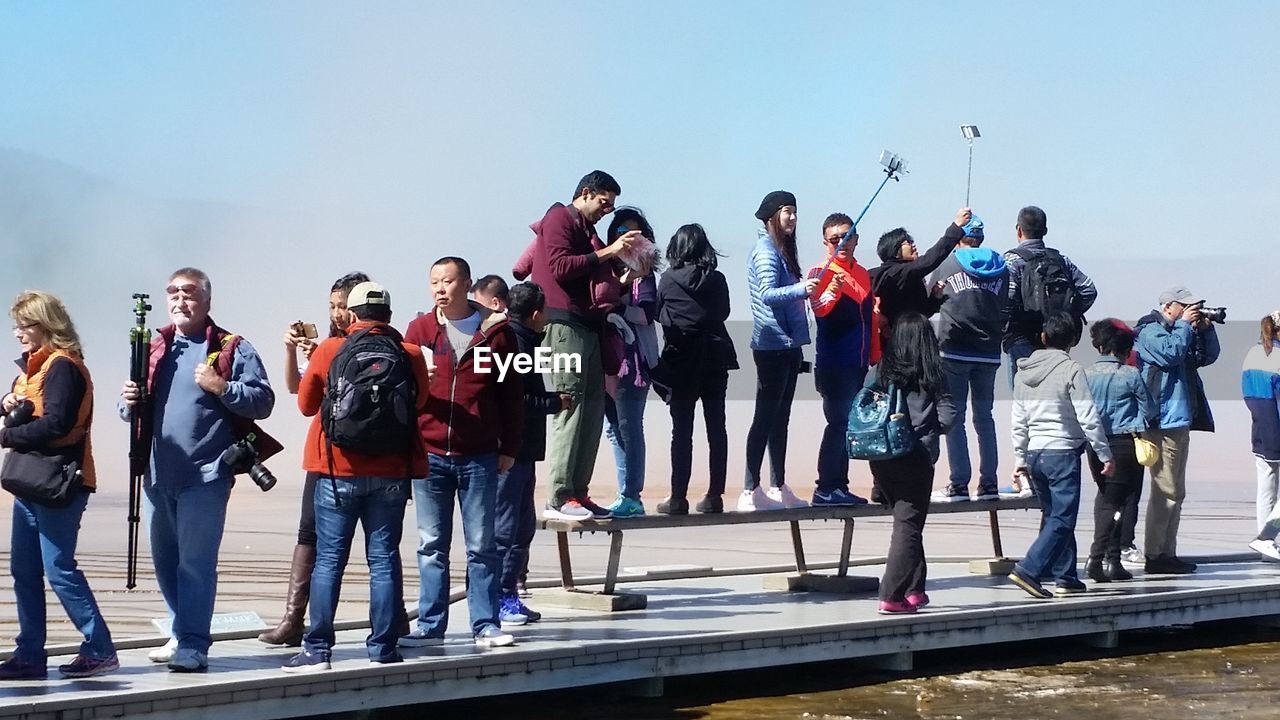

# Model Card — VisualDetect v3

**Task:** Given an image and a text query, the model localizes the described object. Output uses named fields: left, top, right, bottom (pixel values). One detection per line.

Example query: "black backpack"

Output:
left=1014, top=246, right=1076, bottom=319
left=322, top=325, right=417, bottom=456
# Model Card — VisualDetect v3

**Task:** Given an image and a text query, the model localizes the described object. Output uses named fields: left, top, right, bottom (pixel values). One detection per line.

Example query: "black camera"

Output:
left=4, top=399, right=35, bottom=428
left=1200, top=306, right=1228, bottom=324
left=220, top=434, right=277, bottom=492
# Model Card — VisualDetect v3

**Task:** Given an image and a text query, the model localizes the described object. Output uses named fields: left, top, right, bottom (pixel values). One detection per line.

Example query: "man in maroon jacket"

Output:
left=531, top=170, right=637, bottom=520
left=401, top=256, right=524, bottom=648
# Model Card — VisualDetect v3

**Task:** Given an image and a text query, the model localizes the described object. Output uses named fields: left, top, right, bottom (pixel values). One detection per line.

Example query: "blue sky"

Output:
left=2, top=2, right=1278, bottom=319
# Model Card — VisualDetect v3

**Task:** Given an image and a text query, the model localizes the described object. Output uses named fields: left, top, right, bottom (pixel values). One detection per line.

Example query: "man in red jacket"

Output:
left=402, top=257, right=525, bottom=648
left=282, top=281, right=432, bottom=673
left=530, top=170, right=637, bottom=520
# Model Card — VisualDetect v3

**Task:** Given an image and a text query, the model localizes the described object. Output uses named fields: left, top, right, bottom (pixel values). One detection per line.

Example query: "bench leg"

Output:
left=789, top=520, right=808, bottom=574
left=603, top=531, right=624, bottom=594
left=837, top=519, right=854, bottom=577
left=556, top=531, right=575, bottom=591
left=988, top=509, right=1005, bottom=559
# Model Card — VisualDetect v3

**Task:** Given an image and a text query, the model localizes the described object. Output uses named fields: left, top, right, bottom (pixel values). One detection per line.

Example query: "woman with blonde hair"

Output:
left=0, top=291, right=118, bottom=679
left=1245, top=311, right=1280, bottom=558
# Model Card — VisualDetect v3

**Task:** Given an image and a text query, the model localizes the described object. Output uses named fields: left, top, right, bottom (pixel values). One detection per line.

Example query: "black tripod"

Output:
left=126, top=293, right=151, bottom=590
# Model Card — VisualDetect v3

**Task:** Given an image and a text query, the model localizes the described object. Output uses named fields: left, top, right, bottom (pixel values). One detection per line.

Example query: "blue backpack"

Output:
left=846, top=383, right=918, bottom=461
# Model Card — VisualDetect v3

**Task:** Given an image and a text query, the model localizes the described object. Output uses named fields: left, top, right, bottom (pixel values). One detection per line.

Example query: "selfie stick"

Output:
left=817, top=151, right=910, bottom=282
left=961, top=125, right=980, bottom=206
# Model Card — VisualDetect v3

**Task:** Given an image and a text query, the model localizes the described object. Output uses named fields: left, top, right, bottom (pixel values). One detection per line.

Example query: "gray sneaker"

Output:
left=167, top=648, right=208, bottom=673
left=474, top=626, right=514, bottom=648
left=1121, top=544, right=1145, bottom=565
left=398, top=629, right=445, bottom=648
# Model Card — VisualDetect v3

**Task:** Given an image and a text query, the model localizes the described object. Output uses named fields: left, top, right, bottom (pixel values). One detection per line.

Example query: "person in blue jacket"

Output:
left=741, top=190, right=818, bottom=512
left=1134, top=285, right=1219, bottom=575
left=1244, top=311, right=1280, bottom=559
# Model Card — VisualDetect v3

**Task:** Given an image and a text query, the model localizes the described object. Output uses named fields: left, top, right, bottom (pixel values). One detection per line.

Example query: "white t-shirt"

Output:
left=446, top=311, right=482, bottom=360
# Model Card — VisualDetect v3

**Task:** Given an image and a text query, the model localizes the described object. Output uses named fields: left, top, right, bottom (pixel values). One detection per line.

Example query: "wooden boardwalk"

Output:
left=2, top=557, right=1279, bottom=720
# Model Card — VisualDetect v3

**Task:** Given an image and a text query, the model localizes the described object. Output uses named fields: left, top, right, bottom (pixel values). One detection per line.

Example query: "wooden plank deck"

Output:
left=3, top=557, right=1279, bottom=720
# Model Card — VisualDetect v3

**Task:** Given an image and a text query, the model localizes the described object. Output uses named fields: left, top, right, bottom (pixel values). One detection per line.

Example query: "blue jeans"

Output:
left=942, top=358, right=999, bottom=488
left=815, top=364, right=866, bottom=493
left=604, top=380, right=649, bottom=499
left=1016, top=449, right=1083, bottom=583
left=413, top=453, right=501, bottom=637
left=10, top=492, right=114, bottom=663
left=145, top=478, right=231, bottom=654
left=1006, top=340, right=1034, bottom=389
left=495, top=460, right=536, bottom=593
left=304, top=475, right=408, bottom=661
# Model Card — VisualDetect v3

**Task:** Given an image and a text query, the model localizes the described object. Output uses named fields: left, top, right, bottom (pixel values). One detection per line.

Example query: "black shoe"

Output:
left=1145, top=555, right=1197, bottom=574
left=1105, top=558, right=1133, bottom=581
left=695, top=495, right=723, bottom=514
left=656, top=497, right=689, bottom=515
left=1085, top=558, right=1109, bottom=583
left=1053, top=577, right=1088, bottom=596
left=1008, top=566, right=1053, bottom=599
left=871, top=486, right=887, bottom=505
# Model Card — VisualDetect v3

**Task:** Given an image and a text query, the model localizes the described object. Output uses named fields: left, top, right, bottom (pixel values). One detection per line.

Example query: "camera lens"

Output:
left=248, top=463, right=277, bottom=492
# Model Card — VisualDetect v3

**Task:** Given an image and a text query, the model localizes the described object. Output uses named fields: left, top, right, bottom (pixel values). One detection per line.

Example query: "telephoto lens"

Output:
left=1201, top=306, right=1228, bottom=324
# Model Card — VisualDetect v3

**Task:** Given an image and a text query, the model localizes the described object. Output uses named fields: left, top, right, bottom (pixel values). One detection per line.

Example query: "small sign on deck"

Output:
left=151, top=611, right=267, bottom=636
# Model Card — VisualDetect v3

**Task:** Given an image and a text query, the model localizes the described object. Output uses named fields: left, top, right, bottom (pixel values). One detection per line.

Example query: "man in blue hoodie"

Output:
left=928, top=216, right=1009, bottom=503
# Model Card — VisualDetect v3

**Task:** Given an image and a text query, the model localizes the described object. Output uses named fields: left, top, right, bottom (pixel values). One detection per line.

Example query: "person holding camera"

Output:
left=258, top=271, right=368, bottom=648
left=741, top=190, right=819, bottom=511
left=870, top=208, right=971, bottom=335
left=0, top=292, right=118, bottom=680
left=1134, top=285, right=1221, bottom=574
left=118, top=267, right=276, bottom=672
left=282, top=281, right=432, bottom=672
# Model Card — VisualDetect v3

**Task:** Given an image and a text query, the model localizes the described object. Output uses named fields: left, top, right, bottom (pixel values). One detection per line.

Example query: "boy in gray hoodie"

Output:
left=1008, top=312, right=1114, bottom=599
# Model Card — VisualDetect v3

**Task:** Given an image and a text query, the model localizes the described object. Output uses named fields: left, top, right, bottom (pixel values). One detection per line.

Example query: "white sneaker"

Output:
left=737, top=486, right=785, bottom=512
left=766, top=485, right=809, bottom=508
left=1250, top=538, right=1280, bottom=561
left=148, top=638, right=178, bottom=664
left=1121, top=544, right=1145, bottom=565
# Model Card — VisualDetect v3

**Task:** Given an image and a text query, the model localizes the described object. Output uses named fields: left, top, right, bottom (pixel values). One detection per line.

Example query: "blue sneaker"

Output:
left=812, top=488, right=869, bottom=506
left=499, top=594, right=528, bottom=627
left=281, top=649, right=331, bottom=673
left=606, top=496, right=646, bottom=518
left=514, top=597, right=541, bottom=623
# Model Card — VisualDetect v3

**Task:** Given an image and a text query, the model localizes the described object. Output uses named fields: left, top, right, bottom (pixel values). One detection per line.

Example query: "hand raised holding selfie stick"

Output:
left=816, top=150, right=910, bottom=285
left=126, top=294, right=151, bottom=590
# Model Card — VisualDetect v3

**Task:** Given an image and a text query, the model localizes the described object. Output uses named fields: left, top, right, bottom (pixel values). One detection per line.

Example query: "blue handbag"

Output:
left=846, top=382, right=918, bottom=461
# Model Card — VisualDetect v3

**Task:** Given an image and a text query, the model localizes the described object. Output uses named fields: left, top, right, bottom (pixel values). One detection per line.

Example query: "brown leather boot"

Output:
left=258, top=544, right=315, bottom=646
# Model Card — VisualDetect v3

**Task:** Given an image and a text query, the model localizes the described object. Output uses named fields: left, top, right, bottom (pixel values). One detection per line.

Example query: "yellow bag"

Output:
left=1134, top=435, right=1159, bottom=467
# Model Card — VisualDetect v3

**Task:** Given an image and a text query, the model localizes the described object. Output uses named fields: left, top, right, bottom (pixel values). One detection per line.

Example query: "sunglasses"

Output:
left=166, top=283, right=201, bottom=297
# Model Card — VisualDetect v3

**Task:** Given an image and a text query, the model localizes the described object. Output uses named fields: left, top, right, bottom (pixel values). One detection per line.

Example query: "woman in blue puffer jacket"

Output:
left=740, top=190, right=818, bottom=512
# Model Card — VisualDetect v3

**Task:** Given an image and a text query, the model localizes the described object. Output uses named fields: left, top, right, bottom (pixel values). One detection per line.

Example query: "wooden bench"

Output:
left=538, top=496, right=1040, bottom=611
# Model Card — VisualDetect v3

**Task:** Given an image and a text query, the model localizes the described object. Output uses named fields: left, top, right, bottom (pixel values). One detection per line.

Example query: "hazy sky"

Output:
left=2, top=2, right=1278, bottom=479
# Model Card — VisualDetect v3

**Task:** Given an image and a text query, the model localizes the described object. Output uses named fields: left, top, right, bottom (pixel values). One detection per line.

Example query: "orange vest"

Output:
left=12, top=348, right=96, bottom=489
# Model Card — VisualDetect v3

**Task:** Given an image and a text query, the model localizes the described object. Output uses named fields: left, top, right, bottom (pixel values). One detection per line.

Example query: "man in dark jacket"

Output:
left=402, top=256, right=524, bottom=649
left=494, top=282, right=568, bottom=624
left=928, top=215, right=1009, bottom=503
left=1002, top=205, right=1098, bottom=386
left=530, top=170, right=637, bottom=521
left=870, top=208, right=972, bottom=346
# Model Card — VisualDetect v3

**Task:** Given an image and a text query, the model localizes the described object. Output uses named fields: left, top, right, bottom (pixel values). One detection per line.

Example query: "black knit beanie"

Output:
left=754, top=190, right=797, bottom=222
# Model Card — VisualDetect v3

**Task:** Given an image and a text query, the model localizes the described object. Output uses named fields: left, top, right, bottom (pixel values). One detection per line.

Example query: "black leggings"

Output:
left=297, top=471, right=318, bottom=546
left=744, top=348, right=802, bottom=490
left=1086, top=438, right=1142, bottom=559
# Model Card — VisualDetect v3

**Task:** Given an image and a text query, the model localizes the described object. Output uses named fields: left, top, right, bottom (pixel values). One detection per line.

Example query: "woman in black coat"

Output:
left=654, top=224, right=738, bottom=515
